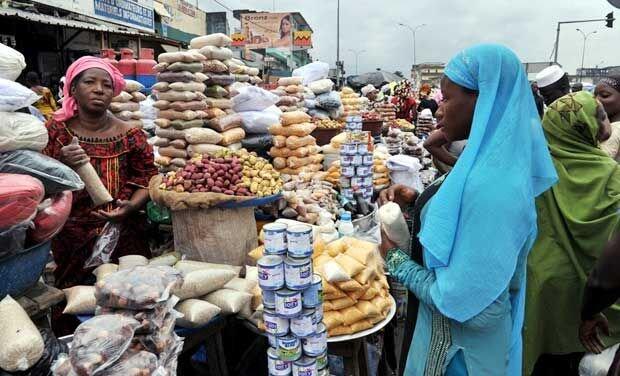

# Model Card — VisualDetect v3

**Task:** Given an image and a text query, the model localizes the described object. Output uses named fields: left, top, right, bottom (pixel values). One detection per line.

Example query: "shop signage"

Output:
left=293, top=30, right=312, bottom=48
left=231, top=32, right=247, bottom=47
left=93, top=0, right=154, bottom=30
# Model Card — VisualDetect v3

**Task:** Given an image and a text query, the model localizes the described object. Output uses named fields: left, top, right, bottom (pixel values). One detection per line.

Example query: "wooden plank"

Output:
left=25, top=282, right=64, bottom=311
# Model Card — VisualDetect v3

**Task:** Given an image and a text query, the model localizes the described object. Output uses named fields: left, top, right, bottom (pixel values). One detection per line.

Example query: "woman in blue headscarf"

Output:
left=378, top=44, right=558, bottom=375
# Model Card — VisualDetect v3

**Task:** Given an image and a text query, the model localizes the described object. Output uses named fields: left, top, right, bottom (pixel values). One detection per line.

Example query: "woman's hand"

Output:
left=60, top=137, right=89, bottom=169
left=378, top=184, right=417, bottom=210
left=579, top=313, right=610, bottom=354
left=92, top=200, right=135, bottom=223
left=379, top=228, right=397, bottom=259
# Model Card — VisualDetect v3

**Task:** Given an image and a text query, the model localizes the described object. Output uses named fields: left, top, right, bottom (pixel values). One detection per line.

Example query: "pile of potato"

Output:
left=314, top=119, right=342, bottom=129
left=269, top=111, right=324, bottom=176
left=339, top=87, right=364, bottom=119
left=314, top=237, right=392, bottom=337
left=110, top=79, right=146, bottom=129
left=237, top=152, right=283, bottom=197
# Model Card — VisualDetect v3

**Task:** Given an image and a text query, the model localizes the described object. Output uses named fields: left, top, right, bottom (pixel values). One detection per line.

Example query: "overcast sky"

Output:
left=198, top=0, right=619, bottom=76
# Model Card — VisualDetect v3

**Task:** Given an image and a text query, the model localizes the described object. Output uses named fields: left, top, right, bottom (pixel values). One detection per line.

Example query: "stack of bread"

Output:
left=191, top=33, right=246, bottom=152
left=152, top=50, right=211, bottom=172
left=273, top=77, right=306, bottom=113
left=110, top=80, right=146, bottom=129
left=373, top=150, right=390, bottom=190
left=269, top=111, right=323, bottom=176
left=376, top=102, right=396, bottom=122
left=313, top=237, right=392, bottom=337
left=339, top=87, right=364, bottom=119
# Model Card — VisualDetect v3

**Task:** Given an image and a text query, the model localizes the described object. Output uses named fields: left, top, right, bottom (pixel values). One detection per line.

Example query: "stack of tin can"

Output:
left=258, top=222, right=329, bottom=376
left=345, top=115, right=363, bottom=132
left=339, top=130, right=374, bottom=202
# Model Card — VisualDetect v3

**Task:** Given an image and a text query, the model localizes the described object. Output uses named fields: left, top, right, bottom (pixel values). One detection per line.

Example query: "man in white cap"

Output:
left=535, top=65, right=571, bottom=106
left=361, top=84, right=379, bottom=100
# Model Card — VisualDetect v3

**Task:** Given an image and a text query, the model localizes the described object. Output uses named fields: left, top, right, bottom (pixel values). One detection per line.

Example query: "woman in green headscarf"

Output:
left=524, top=91, right=620, bottom=375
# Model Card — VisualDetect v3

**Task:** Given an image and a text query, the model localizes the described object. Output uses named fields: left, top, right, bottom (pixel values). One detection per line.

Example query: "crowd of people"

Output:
left=15, top=41, right=620, bottom=375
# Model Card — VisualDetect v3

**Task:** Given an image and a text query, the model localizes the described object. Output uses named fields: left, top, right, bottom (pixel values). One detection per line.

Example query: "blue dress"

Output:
left=387, top=200, right=531, bottom=376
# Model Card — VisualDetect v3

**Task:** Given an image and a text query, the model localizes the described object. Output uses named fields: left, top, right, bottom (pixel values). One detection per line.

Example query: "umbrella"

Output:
left=347, top=71, right=404, bottom=89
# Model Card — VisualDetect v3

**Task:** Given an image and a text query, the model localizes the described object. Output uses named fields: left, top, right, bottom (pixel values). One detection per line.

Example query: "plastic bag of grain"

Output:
left=0, top=295, right=44, bottom=371
left=0, top=43, right=26, bottom=80
left=203, top=289, right=252, bottom=315
left=0, top=111, right=48, bottom=153
left=173, top=269, right=236, bottom=300
left=190, top=33, right=232, bottom=49
left=223, top=277, right=257, bottom=293
left=184, top=127, right=223, bottom=145
left=63, top=286, right=97, bottom=315
left=174, top=260, right=242, bottom=276
left=378, top=202, right=411, bottom=252
left=232, top=86, right=279, bottom=112
left=175, top=299, right=221, bottom=328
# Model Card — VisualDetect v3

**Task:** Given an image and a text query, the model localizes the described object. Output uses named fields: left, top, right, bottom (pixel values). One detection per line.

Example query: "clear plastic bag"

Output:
left=239, top=106, right=282, bottom=134
left=95, top=296, right=179, bottom=334
left=69, top=315, right=140, bottom=376
left=95, top=266, right=183, bottom=310
left=0, top=150, right=84, bottom=194
left=10, top=327, right=69, bottom=376
left=129, top=313, right=176, bottom=355
left=0, top=78, right=39, bottom=112
left=98, top=350, right=161, bottom=376
left=83, top=222, right=121, bottom=269
left=292, top=61, right=330, bottom=85
left=316, top=91, right=342, bottom=110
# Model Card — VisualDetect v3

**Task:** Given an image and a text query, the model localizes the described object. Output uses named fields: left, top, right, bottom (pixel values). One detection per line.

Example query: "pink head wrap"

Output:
left=53, top=56, right=125, bottom=122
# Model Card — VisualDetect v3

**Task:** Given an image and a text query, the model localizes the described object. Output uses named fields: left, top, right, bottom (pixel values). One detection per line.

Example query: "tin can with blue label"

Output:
left=316, top=350, right=328, bottom=371
left=292, top=357, right=317, bottom=376
left=303, top=274, right=322, bottom=308
left=302, top=323, right=327, bottom=357
left=258, top=255, right=285, bottom=290
left=275, top=288, right=302, bottom=317
left=312, top=303, right=323, bottom=325
left=363, top=154, right=374, bottom=165
left=357, top=142, right=369, bottom=154
left=263, top=289, right=276, bottom=309
left=263, top=308, right=290, bottom=336
left=290, top=308, right=316, bottom=337
left=268, top=347, right=291, bottom=376
left=267, top=333, right=279, bottom=348
left=286, top=225, right=313, bottom=258
left=356, top=165, right=372, bottom=176
left=284, top=257, right=313, bottom=290
left=340, top=142, right=357, bottom=156
left=278, top=335, right=302, bottom=362
left=340, top=154, right=353, bottom=167
left=341, top=165, right=356, bottom=177
left=263, top=223, right=288, bottom=255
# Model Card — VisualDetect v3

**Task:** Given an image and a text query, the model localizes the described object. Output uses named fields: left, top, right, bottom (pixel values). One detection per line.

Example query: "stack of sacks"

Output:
left=339, top=87, right=364, bottom=119
left=373, top=149, right=390, bottom=190
left=273, top=76, right=306, bottom=113
left=110, top=79, right=146, bottom=128
left=55, top=266, right=185, bottom=375
left=191, top=33, right=246, bottom=151
left=0, top=43, right=79, bottom=254
left=269, top=111, right=324, bottom=176
left=313, top=237, right=392, bottom=337
left=376, top=102, right=396, bottom=122
left=302, top=87, right=321, bottom=119
left=152, top=50, right=209, bottom=172
left=226, top=58, right=262, bottom=86
left=307, top=78, right=342, bottom=121
left=232, top=86, right=280, bottom=152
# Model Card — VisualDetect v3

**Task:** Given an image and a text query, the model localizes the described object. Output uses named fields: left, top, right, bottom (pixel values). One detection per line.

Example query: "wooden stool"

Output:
left=328, top=337, right=369, bottom=376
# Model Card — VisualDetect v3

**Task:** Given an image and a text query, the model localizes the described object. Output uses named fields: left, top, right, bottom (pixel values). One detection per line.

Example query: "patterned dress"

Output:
left=43, top=120, right=157, bottom=289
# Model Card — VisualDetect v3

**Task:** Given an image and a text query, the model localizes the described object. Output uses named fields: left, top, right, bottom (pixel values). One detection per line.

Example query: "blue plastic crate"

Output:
left=0, top=241, right=51, bottom=298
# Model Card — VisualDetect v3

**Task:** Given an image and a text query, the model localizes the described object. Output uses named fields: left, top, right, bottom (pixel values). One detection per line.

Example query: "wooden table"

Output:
left=16, top=282, right=64, bottom=321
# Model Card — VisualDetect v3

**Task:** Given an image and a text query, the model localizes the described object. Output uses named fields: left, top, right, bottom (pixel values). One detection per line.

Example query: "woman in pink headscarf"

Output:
left=43, top=57, right=157, bottom=334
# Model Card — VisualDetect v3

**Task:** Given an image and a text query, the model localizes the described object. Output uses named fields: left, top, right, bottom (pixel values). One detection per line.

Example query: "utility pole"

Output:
left=348, top=49, right=365, bottom=75
left=398, top=23, right=426, bottom=84
left=336, top=0, right=341, bottom=87
left=576, top=28, right=597, bottom=82
left=553, top=13, right=614, bottom=64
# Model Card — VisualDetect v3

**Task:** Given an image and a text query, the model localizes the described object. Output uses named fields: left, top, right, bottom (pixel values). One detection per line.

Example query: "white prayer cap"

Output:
left=536, top=65, right=566, bottom=88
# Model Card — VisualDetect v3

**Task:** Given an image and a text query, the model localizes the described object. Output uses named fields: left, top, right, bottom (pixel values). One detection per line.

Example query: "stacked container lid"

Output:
left=339, top=127, right=374, bottom=201
left=258, top=222, right=329, bottom=376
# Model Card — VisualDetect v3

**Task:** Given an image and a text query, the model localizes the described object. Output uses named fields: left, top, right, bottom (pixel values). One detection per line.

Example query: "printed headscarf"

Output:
left=53, top=56, right=125, bottom=122
left=599, top=75, right=620, bottom=93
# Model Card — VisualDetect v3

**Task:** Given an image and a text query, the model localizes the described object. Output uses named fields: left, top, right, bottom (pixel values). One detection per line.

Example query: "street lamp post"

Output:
left=576, top=28, right=597, bottom=82
left=348, top=49, right=366, bottom=75
left=398, top=23, right=426, bottom=66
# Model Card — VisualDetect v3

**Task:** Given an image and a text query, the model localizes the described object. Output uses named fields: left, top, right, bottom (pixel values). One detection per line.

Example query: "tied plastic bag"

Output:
left=232, top=86, right=280, bottom=112
left=0, top=43, right=26, bottom=81
left=0, top=296, right=45, bottom=372
left=0, top=112, right=48, bottom=153
left=83, top=222, right=121, bottom=269
left=98, top=350, right=160, bottom=376
left=579, top=344, right=620, bottom=376
left=0, top=150, right=84, bottom=194
left=0, top=78, right=39, bottom=112
left=292, top=61, right=330, bottom=85
left=316, top=91, right=342, bottom=110
left=95, top=265, right=183, bottom=310
left=378, top=202, right=410, bottom=252
left=308, top=79, right=334, bottom=95
left=9, top=327, right=69, bottom=376
left=69, top=315, right=140, bottom=376
left=239, top=105, right=282, bottom=134
left=96, top=296, right=179, bottom=334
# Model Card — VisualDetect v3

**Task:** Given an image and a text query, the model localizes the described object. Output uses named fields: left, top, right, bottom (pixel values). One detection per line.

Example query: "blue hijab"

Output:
left=418, top=44, right=558, bottom=322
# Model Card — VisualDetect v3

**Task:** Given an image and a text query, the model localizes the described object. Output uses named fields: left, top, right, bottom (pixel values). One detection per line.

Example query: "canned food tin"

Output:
left=275, top=289, right=302, bottom=317
left=268, top=347, right=292, bottom=376
left=361, top=186, right=373, bottom=197
left=263, top=223, right=288, bottom=255
left=302, top=323, right=327, bottom=356
left=317, top=368, right=329, bottom=376
left=341, top=188, right=354, bottom=199
left=312, top=303, right=323, bottom=324
left=357, top=143, right=369, bottom=154
left=284, top=257, right=313, bottom=290
left=278, top=335, right=302, bottom=362
left=351, top=176, right=364, bottom=187
left=351, top=154, right=363, bottom=166
left=316, top=350, right=328, bottom=371
left=363, top=154, right=374, bottom=165
left=361, top=176, right=373, bottom=187
left=354, top=116, right=363, bottom=123
left=264, top=308, right=290, bottom=336
left=356, top=165, right=372, bottom=176
left=263, top=289, right=276, bottom=308
left=292, top=357, right=317, bottom=376
left=303, top=274, right=322, bottom=308
left=341, top=165, right=355, bottom=177
left=338, top=176, right=351, bottom=188
left=258, top=255, right=285, bottom=290
left=340, top=143, right=357, bottom=155
left=340, top=154, right=353, bottom=167
left=286, top=225, right=313, bottom=258
left=268, top=333, right=279, bottom=348
left=290, top=308, right=316, bottom=337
